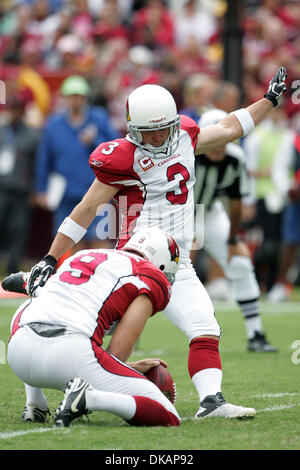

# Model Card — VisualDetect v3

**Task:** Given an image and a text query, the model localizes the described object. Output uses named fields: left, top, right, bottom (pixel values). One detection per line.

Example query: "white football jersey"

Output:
left=18, top=249, right=171, bottom=346
left=89, top=115, right=200, bottom=263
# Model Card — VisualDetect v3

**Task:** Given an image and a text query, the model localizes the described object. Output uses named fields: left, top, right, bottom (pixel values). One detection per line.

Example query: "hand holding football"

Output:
left=144, top=364, right=176, bottom=404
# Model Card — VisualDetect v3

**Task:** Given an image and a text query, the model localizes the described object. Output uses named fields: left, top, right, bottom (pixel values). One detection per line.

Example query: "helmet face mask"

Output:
left=126, top=85, right=181, bottom=157
left=123, top=227, right=180, bottom=285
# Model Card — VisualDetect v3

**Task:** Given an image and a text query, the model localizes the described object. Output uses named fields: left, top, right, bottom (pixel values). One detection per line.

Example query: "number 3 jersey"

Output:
left=89, top=115, right=200, bottom=263
left=17, top=249, right=171, bottom=346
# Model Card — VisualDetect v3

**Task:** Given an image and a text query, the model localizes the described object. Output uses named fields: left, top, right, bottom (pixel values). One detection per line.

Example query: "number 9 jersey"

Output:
left=89, top=115, right=200, bottom=263
left=13, top=249, right=171, bottom=347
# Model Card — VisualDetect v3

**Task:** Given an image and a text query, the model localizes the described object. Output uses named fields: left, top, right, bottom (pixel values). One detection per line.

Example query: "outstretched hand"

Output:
left=264, top=66, right=287, bottom=107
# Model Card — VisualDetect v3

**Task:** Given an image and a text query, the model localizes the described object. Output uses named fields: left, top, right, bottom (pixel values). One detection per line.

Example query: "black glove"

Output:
left=27, top=254, right=57, bottom=296
left=264, top=66, right=287, bottom=107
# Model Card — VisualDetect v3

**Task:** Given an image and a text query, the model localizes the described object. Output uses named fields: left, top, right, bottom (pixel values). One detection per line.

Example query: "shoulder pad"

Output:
left=89, top=138, right=136, bottom=173
left=180, top=114, right=200, bottom=149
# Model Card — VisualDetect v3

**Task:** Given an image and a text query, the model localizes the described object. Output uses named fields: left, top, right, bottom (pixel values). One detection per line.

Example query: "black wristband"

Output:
left=43, top=254, right=57, bottom=266
left=264, top=93, right=277, bottom=107
left=228, top=236, right=238, bottom=245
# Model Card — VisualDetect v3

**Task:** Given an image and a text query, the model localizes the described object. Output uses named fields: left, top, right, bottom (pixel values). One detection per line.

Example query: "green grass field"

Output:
left=0, top=297, right=300, bottom=451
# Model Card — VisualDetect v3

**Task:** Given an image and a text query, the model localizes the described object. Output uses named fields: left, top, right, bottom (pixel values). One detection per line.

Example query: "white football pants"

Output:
left=163, top=259, right=221, bottom=341
left=7, top=317, right=177, bottom=418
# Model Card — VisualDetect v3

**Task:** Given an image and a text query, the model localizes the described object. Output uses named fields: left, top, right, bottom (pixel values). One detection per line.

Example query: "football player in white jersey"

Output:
left=7, top=228, right=181, bottom=427
left=3, top=67, right=287, bottom=419
left=193, top=108, right=277, bottom=352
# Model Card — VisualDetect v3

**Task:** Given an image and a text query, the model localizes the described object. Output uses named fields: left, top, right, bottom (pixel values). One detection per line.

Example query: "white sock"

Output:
left=244, top=314, right=264, bottom=339
left=192, top=368, right=223, bottom=403
left=24, top=383, right=48, bottom=409
left=86, top=387, right=136, bottom=421
left=238, top=299, right=263, bottom=339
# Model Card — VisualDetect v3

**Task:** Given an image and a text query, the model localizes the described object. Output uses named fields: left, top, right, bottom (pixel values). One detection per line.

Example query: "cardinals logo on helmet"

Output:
left=167, top=236, right=180, bottom=264
left=125, top=100, right=131, bottom=122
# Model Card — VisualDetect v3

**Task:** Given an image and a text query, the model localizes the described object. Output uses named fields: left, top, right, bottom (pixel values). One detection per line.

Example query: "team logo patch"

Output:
left=138, top=156, right=155, bottom=172
left=125, top=99, right=131, bottom=122
left=149, top=116, right=166, bottom=124
left=167, top=236, right=180, bottom=264
left=90, top=158, right=103, bottom=168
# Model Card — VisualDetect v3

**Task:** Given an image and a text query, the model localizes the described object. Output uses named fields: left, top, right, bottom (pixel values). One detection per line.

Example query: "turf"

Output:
left=0, top=297, right=300, bottom=450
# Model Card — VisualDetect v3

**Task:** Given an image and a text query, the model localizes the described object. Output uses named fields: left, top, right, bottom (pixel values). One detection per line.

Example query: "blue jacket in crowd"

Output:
left=35, top=106, right=120, bottom=202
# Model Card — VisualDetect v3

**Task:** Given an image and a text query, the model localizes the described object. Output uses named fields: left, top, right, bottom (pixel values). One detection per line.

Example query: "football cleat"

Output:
left=2, top=272, right=29, bottom=295
left=22, top=403, right=51, bottom=423
left=195, top=392, right=256, bottom=419
left=248, top=332, right=278, bottom=352
left=53, top=377, right=90, bottom=427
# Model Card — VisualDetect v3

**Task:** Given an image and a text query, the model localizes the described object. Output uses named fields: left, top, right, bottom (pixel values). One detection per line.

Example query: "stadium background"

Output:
left=0, top=0, right=300, bottom=298
left=1, top=0, right=300, bottom=452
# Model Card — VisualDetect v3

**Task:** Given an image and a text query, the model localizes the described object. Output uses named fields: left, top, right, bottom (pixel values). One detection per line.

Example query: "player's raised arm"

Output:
left=27, top=179, right=118, bottom=295
left=195, top=67, right=287, bottom=155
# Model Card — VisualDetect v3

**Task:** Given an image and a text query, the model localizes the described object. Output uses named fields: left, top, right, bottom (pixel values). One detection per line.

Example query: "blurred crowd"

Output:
left=0, top=0, right=300, bottom=300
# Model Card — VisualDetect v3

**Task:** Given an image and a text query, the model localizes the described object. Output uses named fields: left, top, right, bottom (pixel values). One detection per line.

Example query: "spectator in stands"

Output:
left=174, top=0, right=217, bottom=50
left=103, top=44, right=160, bottom=133
left=212, top=80, right=241, bottom=113
left=18, top=38, right=52, bottom=126
left=33, top=75, right=120, bottom=255
left=0, top=93, right=40, bottom=274
left=130, top=0, right=175, bottom=51
left=180, top=73, right=216, bottom=122
left=25, top=0, right=62, bottom=45
left=70, top=0, right=94, bottom=41
left=52, top=33, right=84, bottom=72
left=92, top=0, right=130, bottom=43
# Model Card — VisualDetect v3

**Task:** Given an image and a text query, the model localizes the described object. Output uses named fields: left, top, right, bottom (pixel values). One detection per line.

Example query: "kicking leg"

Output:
left=163, top=263, right=256, bottom=419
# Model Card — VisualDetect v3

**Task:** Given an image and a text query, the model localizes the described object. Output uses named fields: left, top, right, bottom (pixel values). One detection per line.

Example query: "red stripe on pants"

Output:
left=91, top=340, right=148, bottom=379
left=9, top=303, right=30, bottom=341
left=128, top=396, right=180, bottom=426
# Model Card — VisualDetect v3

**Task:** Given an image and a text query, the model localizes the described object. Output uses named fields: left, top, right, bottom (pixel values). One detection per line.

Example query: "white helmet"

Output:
left=123, top=227, right=180, bottom=285
left=198, top=108, right=228, bottom=128
left=126, top=84, right=181, bottom=157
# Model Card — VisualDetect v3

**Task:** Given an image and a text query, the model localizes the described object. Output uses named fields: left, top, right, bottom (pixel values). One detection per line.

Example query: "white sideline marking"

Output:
left=254, top=393, right=299, bottom=398
left=257, top=404, right=299, bottom=412
left=0, top=427, right=57, bottom=440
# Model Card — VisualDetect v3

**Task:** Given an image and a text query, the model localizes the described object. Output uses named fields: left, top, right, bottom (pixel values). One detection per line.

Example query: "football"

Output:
left=144, top=364, right=176, bottom=404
